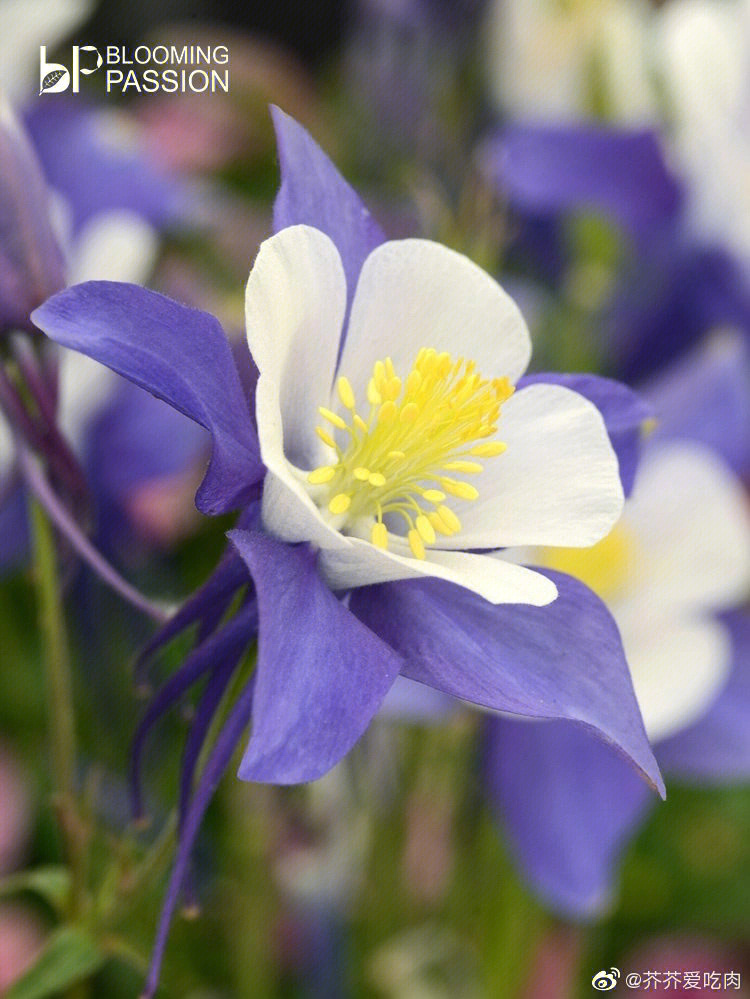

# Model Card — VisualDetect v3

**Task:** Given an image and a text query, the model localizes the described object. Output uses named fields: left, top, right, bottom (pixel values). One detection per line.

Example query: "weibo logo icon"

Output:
left=591, top=967, right=621, bottom=991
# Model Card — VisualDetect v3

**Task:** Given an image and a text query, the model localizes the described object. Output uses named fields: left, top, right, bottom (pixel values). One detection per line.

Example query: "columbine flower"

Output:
left=485, top=438, right=750, bottom=916
left=245, top=221, right=624, bottom=605
left=32, top=107, right=664, bottom=995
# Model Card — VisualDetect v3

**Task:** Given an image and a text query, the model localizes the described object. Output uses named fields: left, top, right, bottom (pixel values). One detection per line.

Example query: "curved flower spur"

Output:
left=31, top=107, right=664, bottom=995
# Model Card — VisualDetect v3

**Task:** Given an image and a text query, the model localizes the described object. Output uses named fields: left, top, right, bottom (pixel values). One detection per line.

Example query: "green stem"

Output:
left=29, top=499, right=88, bottom=923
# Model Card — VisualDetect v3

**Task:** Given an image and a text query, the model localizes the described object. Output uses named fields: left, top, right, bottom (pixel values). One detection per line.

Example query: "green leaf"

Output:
left=0, top=866, right=71, bottom=913
left=5, top=926, right=104, bottom=999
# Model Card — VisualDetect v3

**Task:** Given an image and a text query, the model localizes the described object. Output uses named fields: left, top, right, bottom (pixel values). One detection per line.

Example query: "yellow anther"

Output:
left=399, top=402, right=419, bottom=423
left=337, top=376, right=356, bottom=410
left=428, top=511, right=453, bottom=536
left=368, top=472, right=387, bottom=487
left=354, top=415, right=368, bottom=433
left=440, top=478, right=479, bottom=500
left=437, top=352, right=452, bottom=377
left=367, top=379, right=382, bottom=406
left=319, top=406, right=347, bottom=429
left=316, top=427, right=337, bottom=449
left=408, top=529, right=426, bottom=560
left=385, top=356, right=396, bottom=379
left=388, top=450, right=406, bottom=460
left=371, top=522, right=389, bottom=549
left=379, top=400, right=397, bottom=423
left=406, top=370, right=422, bottom=394
left=471, top=441, right=507, bottom=457
left=442, top=460, right=483, bottom=473
left=308, top=466, right=336, bottom=484
left=421, top=489, right=446, bottom=503
left=353, top=467, right=371, bottom=481
left=415, top=514, right=436, bottom=544
left=328, top=493, right=351, bottom=515
left=383, top=376, right=402, bottom=401
left=438, top=506, right=462, bottom=533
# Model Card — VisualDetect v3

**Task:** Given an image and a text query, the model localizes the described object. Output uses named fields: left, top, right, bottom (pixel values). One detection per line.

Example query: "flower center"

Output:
left=307, top=348, right=514, bottom=558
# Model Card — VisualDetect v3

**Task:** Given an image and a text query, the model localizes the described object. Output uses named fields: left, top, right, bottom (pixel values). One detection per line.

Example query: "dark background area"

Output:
left=80, top=0, right=354, bottom=69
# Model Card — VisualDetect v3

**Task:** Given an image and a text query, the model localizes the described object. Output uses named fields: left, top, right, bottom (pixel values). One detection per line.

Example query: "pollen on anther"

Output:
left=308, top=466, right=336, bottom=484
left=438, top=505, right=461, bottom=533
left=316, top=427, right=337, bottom=449
left=422, top=489, right=446, bottom=503
left=319, top=406, right=346, bottom=429
left=353, top=467, right=371, bottom=481
left=328, top=493, right=351, bottom=515
left=368, top=472, right=387, bottom=487
left=471, top=441, right=507, bottom=457
left=441, top=478, right=479, bottom=501
left=337, top=376, right=356, bottom=410
left=408, top=529, right=426, bottom=560
left=415, top=514, right=436, bottom=544
left=379, top=401, right=397, bottom=423
left=371, top=522, right=389, bottom=549
left=429, top=511, right=453, bottom=535
left=442, top=461, right=483, bottom=474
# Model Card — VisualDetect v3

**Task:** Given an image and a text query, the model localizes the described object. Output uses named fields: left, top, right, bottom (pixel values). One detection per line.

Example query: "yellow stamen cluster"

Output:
left=307, top=349, right=513, bottom=558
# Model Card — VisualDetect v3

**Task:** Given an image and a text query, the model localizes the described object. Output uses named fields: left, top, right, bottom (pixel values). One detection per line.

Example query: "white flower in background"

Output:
left=0, top=0, right=93, bottom=102
left=56, top=209, right=160, bottom=453
left=484, top=0, right=656, bottom=124
left=246, top=224, right=624, bottom=605
left=524, top=442, right=750, bottom=741
left=656, top=0, right=750, bottom=269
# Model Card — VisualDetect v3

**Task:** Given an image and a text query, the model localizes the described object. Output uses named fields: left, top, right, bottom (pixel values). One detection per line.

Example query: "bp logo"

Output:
left=39, top=45, right=103, bottom=94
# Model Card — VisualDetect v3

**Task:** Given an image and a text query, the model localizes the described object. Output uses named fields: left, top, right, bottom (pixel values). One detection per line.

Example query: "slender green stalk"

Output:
left=29, top=499, right=88, bottom=922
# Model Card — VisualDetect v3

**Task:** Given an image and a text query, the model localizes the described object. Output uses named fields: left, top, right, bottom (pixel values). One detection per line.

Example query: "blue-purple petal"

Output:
left=484, top=716, right=653, bottom=917
left=607, top=245, right=750, bottom=383
left=31, top=281, right=263, bottom=514
left=644, top=332, right=750, bottom=479
left=130, top=602, right=257, bottom=820
left=229, top=529, right=403, bottom=784
left=350, top=571, right=665, bottom=796
left=657, top=612, right=750, bottom=782
left=271, top=106, right=386, bottom=316
left=519, top=372, right=651, bottom=495
left=0, top=105, right=65, bottom=332
left=141, top=680, right=255, bottom=999
left=482, top=124, right=682, bottom=239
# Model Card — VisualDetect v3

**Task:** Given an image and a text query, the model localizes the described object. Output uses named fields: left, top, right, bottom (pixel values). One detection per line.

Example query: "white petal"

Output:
left=260, top=465, right=350, bottom=552
left=246, top=225, right=346, bottom=470
left=338, top=239, right=531, bottom=400
left=319, top=539, right=557, bottom=606
left=625, top=442, right=750, bottom=613
left=435, top=383, right=624, bottom=549
left=69, top=210, right=159, bottom=285
left=618, top=609, right=732, bottom=742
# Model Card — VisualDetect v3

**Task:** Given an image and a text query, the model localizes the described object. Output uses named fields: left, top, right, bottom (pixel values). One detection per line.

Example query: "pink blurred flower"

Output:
left=0, top=904, right=44, bottom=991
